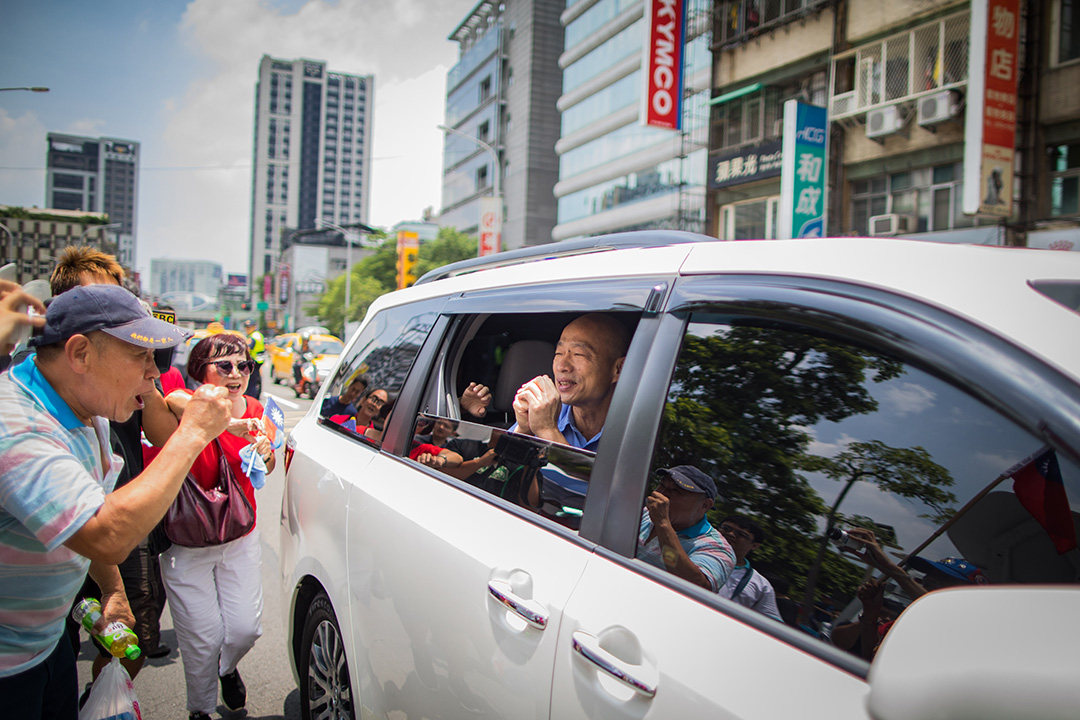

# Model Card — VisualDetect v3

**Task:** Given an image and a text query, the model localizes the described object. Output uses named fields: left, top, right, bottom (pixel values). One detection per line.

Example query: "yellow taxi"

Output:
left=269, top=332, right=344, bottom=388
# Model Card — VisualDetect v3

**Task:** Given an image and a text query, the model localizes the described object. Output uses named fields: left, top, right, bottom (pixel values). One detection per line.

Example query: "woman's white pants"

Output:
left=161, top=529, right=264, bottom=714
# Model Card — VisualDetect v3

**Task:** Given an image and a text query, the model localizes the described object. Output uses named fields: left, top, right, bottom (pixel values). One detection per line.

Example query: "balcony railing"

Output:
left=830, top=11, right=969, bottom=119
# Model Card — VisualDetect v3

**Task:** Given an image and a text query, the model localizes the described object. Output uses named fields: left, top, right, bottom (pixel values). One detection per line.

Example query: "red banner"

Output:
left=982, top=0, right=1020, bottom=149
left=642, top=0, right=685, bottom=131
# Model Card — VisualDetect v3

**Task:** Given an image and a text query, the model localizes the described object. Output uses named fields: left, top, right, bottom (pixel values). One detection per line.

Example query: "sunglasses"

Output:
left=210, top=359, right=256, bottom=376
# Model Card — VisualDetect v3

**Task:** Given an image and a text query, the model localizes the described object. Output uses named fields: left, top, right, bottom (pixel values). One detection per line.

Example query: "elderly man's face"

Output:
left=551, top=317, right=623, bottom=410
left=82, top=333, right=160, bottom=422
left=655, top=477, right=713, bottom=531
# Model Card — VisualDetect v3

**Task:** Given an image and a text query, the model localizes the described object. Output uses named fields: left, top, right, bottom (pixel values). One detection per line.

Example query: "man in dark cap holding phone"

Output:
left=637, top=465, right=736, bottom=592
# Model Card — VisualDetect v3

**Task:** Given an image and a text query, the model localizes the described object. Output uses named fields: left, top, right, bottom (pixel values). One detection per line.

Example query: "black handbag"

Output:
left=163, top=438, right=255, bottom=547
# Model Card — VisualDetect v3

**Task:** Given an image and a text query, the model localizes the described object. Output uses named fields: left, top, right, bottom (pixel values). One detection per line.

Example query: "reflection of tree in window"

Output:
left=654, top=322, right=958, bottom=607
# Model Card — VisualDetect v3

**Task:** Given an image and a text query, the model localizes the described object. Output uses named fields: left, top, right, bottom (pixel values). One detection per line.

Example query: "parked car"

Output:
left=280, top=232, right=1080, bottom=720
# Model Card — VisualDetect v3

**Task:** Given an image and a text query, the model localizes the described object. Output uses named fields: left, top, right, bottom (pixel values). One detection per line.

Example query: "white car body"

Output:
left=280, top=235, right=1080, bottom=720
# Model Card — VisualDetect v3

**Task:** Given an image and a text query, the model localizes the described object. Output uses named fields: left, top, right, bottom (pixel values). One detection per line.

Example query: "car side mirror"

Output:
left=867, top=586, right=1080, bottom=720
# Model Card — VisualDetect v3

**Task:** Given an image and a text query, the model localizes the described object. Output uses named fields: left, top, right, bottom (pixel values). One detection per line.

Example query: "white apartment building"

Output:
left=249, top=55, right=374, bottom=296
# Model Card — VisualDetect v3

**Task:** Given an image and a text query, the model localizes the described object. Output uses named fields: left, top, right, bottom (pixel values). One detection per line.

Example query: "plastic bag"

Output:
left=80, top=657, right=142, bottom=720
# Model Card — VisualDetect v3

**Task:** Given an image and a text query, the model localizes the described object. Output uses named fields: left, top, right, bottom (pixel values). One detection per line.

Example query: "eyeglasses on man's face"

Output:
left=211, top=359, right=256, bottom=376
left=719, top=524, right=755, bottom=542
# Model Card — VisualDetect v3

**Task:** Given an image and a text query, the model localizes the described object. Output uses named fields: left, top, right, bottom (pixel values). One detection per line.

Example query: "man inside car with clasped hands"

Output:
left=0, top=284, right=232, bottom=720
left=510, top=313, right=630, bottom=452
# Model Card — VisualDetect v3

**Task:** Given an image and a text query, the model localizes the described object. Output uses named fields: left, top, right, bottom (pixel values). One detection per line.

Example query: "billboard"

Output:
left=963, top=0, right=1020, bottom=216
left=641, top=0, right=686, bottom=131
left=778, top=101, right=828, bottom=239
left=227, top=273, right=247, bottom=288
left=708, top=140, right=783, bottom=189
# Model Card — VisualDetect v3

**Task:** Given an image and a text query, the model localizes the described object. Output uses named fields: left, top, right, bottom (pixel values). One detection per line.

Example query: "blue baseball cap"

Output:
left=658, top=465, right=718, bottom=500
left=31, top=284, right=190, bottom=349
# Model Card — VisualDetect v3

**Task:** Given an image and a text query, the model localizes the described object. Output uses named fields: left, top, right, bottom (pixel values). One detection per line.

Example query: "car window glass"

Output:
left=645, top=314, right=1080, bottom=660
left=406, top=413, right=595, bottom=529
left=320, top=303, right=440, bottom=445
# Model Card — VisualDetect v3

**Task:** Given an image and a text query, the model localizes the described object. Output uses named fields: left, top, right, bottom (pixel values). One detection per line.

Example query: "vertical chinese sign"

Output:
left=478, top=196, right=501, bottom=257
left=963, top=0, right=1020, bottom=216
left=641, top=0, right=686, bottom=131
left=778, top=100, right=828, bottom=239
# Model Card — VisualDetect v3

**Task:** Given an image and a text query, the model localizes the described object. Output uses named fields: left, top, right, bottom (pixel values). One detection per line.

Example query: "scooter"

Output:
left=294, top=352, right=321, bottom=399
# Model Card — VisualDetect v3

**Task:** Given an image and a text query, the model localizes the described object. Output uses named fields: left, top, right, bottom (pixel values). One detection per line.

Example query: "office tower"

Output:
left=553, top=0, right=712, bottom=241
left=45, top=133, right=139, bottom=267
left=441, top=0, right=564, bottom=250
left=250, top=55, right=374, bottom=295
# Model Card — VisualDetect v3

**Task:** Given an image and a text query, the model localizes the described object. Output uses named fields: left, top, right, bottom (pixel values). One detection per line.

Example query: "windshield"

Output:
left=309, top=340, right=343, bottom=355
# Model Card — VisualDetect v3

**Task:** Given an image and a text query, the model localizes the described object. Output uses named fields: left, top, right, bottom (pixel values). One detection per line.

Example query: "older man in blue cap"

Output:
left=0, top=284, right=232, bottom=720
left=637, top=465, right=736, bottom=592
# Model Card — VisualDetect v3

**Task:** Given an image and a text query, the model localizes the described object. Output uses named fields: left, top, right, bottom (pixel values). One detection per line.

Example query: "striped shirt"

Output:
left=637, top=510, right=736, bottom=592
left=0, top=357, right=121, bottom=677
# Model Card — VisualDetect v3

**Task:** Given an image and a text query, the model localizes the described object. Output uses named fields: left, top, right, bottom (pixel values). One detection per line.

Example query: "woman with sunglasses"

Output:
left=161, top=333, right=273, bottom=720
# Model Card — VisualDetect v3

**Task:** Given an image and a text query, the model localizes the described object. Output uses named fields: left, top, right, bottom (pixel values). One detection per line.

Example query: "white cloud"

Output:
left=880, top=382, right=937, bottom=415
left=804, top=429, right=859, bottom=458
left=138, top=0, right=474, bottom=278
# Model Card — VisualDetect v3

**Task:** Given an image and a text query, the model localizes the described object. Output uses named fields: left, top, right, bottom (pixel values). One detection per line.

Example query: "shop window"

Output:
left=720, top=197, right=779, bottom=240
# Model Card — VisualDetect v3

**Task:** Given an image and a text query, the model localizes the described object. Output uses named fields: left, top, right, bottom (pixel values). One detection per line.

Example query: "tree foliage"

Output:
left=311, top=227, right=478, bottom=336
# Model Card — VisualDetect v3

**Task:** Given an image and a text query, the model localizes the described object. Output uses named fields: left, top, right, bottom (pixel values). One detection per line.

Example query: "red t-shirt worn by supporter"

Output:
left=179, top=389, right=261, bottom=516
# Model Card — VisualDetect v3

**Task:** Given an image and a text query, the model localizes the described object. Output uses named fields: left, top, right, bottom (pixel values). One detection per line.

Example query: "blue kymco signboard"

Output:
left=778, top=100, right=828, bottom=239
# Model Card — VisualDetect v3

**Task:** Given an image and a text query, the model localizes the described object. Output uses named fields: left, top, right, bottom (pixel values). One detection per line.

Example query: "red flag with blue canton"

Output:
left=1011, top=447, right=1076, bottom=554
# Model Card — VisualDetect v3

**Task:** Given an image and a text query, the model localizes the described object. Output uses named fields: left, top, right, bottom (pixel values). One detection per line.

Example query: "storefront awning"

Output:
left=708, top=83, right=763, bottom=106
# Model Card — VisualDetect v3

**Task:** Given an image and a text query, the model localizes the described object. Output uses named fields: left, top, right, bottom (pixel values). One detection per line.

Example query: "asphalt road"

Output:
left=77, top=383, right=314, bottom=720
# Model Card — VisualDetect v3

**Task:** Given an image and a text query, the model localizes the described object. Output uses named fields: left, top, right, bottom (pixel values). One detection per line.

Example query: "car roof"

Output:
left=365, top=235, right=1080, bottom=384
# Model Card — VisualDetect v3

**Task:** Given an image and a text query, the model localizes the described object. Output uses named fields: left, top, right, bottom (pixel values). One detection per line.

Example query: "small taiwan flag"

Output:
left=262, top=397, right=286, bottom=449
left=1011, top=447, right=1077, bottom=554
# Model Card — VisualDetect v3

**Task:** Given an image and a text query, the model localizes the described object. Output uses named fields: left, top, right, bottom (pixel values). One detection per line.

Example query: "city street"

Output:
left=76, top=381, right=314, bottom=719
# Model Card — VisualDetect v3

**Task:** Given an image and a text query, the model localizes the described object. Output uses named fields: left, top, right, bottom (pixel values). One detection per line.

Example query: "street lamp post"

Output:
left=313, top=219, right=375, bottom=334
left=0, top=87, right=49, bottom=93
left=438, top=124, right=501, bottom=255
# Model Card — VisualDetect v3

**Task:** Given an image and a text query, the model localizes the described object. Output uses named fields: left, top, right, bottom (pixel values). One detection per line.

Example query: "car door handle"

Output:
left=487, top=580, right=548, bottom=629
left=571, top=630, right=657, bottom=699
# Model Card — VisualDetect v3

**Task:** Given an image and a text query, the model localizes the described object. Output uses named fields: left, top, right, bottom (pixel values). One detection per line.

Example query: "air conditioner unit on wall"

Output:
left=865, top=105, right=905, bottom=142
left=917, top=90, right=962, bottom=129
left=869, top=213, right=915, bottom=236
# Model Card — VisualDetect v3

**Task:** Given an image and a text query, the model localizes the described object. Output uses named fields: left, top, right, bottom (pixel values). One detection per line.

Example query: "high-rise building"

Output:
left=441, top=0, right=564, bottom=250
left=250, top=55, right=374, bottom=297
left=44, top=133, right=139, bottom=268
left=552, top=0, right=712, bottom=241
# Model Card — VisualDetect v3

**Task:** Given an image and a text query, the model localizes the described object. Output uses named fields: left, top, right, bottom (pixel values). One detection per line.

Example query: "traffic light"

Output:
left=241, top=302, right=251, bottom=311
left=396, top=231, right=420, bottom=289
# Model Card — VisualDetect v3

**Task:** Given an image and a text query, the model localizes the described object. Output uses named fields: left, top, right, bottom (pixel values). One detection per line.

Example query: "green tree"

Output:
left=414, top=227, right=478, bottom=279
left=311, top=227, right=478, bottom=336
left=654, top=325, right=906, bottom=602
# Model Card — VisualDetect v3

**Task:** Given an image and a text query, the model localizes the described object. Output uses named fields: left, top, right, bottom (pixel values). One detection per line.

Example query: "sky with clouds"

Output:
left=0, top=0, right=477, bottom=282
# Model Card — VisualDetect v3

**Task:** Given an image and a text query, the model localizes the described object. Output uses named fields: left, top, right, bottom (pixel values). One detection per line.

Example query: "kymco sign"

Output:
left=642, top=0, right=685, bottom=131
